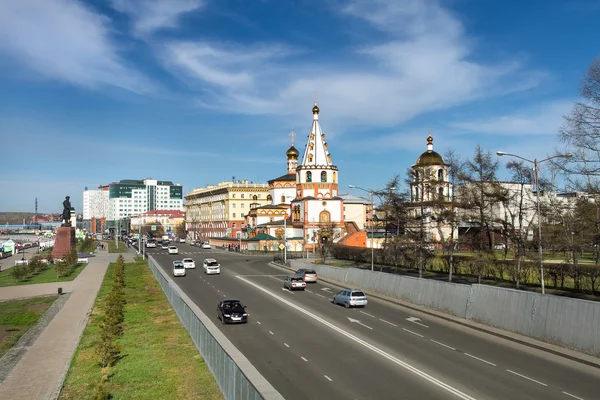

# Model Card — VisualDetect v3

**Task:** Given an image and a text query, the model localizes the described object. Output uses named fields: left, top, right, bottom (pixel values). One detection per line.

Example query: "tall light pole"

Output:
left=497, top=151, right=572, bottom=294
left=349, top=185, right=375, bottom=271
left=283, top=196, right=295, bottom=264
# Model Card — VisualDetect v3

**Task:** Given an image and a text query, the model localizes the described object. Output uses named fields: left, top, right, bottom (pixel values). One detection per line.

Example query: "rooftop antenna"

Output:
left=34, top=197, right=38, bottom=224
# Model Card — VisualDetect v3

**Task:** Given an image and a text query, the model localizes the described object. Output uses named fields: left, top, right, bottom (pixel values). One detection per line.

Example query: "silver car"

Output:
left=294, top=268, right=318, bottom=283
left=332, top=289, right=368, bottom=308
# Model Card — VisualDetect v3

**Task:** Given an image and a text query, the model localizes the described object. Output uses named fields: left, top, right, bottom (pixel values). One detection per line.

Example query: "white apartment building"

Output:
left=82, top=185, right=110, bottom=220
left=108, top=178, right=184, bottom=222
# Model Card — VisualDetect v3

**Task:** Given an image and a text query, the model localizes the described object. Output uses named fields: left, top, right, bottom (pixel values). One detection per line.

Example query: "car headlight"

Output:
left=243, top=313, right=248, bottom=316
left=223, top=314, right=231, bottom=317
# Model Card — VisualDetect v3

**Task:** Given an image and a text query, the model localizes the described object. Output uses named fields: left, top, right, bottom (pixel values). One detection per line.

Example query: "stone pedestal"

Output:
left=52, top=227, right=76, bottom=260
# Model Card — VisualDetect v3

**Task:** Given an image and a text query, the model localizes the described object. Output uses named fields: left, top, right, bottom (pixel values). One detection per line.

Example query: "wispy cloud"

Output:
left=0, top=0, right=153, bottom=93
left=111, top=0, right=204, bottom=36
left=448, top=100, right=574, bottom=135
left=158, top=0, right=546, bottom=129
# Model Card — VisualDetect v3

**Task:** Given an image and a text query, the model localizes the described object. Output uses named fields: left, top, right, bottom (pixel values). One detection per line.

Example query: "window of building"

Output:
left=233, top=213, right=236, bottom=217
left=241, top=203, right=244, bottom=208
left=253, top=195, right=258, bottom=201
left=306, top=171, right=312, bottom=182
left=267, top=194, right=272, bottom=202
left=438, top=187, right=444, bottom=198
left=232, top=194, right=236, bottom=198
left=233, top=203, right=236, bottom=208
left=281, top=195, right=286, bottom=203
left=321, top=171, right=327, bottom=182
left=415, top=171, right=420, bottom=181
left=232, top=223, right=236, bottom=227
left=438, top=169, right=444, bottom=181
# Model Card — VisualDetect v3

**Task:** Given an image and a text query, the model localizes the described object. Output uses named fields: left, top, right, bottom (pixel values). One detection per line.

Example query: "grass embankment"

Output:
left=0, top=296, right=57, bottom=358
left=106, top=241, right=130, bottom=254
left=60, top=258, right=223, bottom=400
left=0, top=263, right=87, bottom=288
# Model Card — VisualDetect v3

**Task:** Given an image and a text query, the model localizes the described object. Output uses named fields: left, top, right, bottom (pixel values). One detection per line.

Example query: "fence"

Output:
left=147, top=256, right=284, bottom=400
left=289, top=260, right=600, bottom=357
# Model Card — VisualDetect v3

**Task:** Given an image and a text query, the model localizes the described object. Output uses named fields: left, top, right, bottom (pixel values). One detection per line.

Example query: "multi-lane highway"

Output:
left=144, top=242, right=600, bottom=400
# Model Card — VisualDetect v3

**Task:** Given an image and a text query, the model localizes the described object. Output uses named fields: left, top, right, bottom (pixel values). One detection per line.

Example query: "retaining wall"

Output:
left=289, top=260, right=600, bottom=357
left=148, top=256, right=284, bottom=400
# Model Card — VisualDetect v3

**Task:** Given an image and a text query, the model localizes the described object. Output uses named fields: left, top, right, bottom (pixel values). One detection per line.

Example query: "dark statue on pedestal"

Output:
left=61, top=196, right=72, bottom=226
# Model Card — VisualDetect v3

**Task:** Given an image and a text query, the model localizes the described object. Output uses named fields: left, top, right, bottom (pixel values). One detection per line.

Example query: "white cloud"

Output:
left=449, top=100, right=574, bottom=135
left=0, top=0, right=152, bottom=93
left=159, top=0, right=546, bottom=128
left=112, top=0, right=204, bottom=36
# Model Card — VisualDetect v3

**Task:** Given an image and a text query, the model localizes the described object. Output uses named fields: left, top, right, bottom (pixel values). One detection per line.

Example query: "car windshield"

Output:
left=223, top=302, right=243, bottom=309
left=291, top=278, right=303, bottom=282
left=206, top=261, right=218, bottom=266
left=173, top=263, right=184, bottom=268
left=183, top=259, right=193, bottom=262
left=351, top=291, right=365, bottom=297
left=304, top=270, right=316, bottom=274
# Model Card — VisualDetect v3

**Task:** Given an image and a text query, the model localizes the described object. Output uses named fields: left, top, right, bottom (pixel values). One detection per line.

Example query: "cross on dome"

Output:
left=289, top=130, right=296, bottom=146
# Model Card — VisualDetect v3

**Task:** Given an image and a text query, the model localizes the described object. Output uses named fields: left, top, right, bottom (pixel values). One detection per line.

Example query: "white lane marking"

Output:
left=256, top=321, right=261, bottom=325
left=402, top=328, right=424, bottom=338
left=284, top=343, right=290, bottom=348
left=306, top=289, right=313, bottom=293
left=562, top=391, right=584, bottom=400
left=281, top=288, right=295, bottom=294
left=360, top=311, right=375, bottom=318
left=380, top=319, right=398, bottom=327
left=321, top=287, right=332, bottom=292
left=217, top=290, right=220, bottom=292
left=270, top=276, right=283, bottom=281
left=324, top=375, right=333, bottom=382
left=506, top=370, right=547, bottom=386
left=464, top=353, right=496, bottom=367
left=315, top=293, right=326, bottom=298
left=269, top=331, right=274, bottom=335
left=236, top=275, right=476, bottom=400
left=301, top=357, right=308, bottom=362
left=222, top=295, right=226, bottom=297
left=431, top=340, right=456, bottom=351
left=406, top=317, right=429, bottom=328
left=237, top=274, right=289, bottom=277
left=347, top=317, right=373, bottom=330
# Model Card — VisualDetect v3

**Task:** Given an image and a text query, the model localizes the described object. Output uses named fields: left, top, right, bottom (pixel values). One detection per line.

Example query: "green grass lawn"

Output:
left=0, top=296, right=57, bottom=358
left=0, top=263, right=87, bottom=288
left=59, top=259, right=223, bottom=400
left=106, top=241, right=130, bottom=254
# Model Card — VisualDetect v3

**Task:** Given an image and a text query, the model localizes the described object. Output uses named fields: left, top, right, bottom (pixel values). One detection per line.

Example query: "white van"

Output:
left=173, top=260, right=186, bottom=277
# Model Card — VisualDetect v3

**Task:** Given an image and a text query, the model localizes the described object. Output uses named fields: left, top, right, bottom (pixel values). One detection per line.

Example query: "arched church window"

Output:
left=267, top=194, right=272, bottom=202
left=281, top=195, right=285, bottom=203
left=415, top=187, right=419, bottom=201
left=415, top=171, right=420, bottom=181
left=438, top=187, right=444, bottom=199
left=426, top=185, right=431, bottom=200
left=309, top=142, right=314, bottom=150
left=308, top=154, right=313, bottom=163
left=438, top=169, right=444, bottom=181
left=327, top=154, right=332, bottom=164
left=321, top=171, right=327, bottom=182
left=333, top=172, right=337, bottom=182
left=253, top=195, right=257, bottom=201
left=319, top=210, right=331, bottom=223
left=306, top=171, right=312, bottom=182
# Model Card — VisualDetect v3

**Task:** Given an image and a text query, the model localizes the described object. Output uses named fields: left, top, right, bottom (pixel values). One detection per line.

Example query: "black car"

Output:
left=216, top=300, right=248, bottom=324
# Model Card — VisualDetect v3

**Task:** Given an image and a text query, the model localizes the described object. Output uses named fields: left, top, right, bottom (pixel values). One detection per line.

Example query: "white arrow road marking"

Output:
left=321, top=287, right=332, bottom=292
left=236, top=275, right=477, bottom=400
left=406, top=316, right=429, bottom=328
left=347, top=317, right=373, bottom=330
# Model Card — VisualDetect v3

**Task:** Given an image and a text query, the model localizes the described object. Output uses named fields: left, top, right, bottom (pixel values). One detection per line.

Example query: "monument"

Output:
left=52, top=196, right=77, bottom=260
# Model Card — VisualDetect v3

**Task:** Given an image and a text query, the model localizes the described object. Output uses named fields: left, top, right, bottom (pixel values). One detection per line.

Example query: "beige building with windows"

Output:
left=185, top=180, right=270, bottom=241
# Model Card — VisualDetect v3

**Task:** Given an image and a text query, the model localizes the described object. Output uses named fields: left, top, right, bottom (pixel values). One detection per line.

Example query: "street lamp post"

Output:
left=349, top=185, right=375, bottom=271
left=497, top=151, right=572, bottom=294
left=283, top=196, right=295, bottom=265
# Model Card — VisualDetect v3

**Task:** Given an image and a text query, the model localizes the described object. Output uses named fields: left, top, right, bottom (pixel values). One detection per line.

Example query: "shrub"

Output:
left=55, top=260, right=70, bottom=278
left=11, top=266, right=27, bottom=281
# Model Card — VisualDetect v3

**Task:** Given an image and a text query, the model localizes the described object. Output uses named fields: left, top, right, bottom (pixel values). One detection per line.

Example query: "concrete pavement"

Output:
left=0, top=246, right=135, bottom=399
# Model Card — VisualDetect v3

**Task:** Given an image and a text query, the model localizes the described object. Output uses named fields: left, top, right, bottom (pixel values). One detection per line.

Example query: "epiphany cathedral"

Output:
left=244, top=102, right=347, bottom=251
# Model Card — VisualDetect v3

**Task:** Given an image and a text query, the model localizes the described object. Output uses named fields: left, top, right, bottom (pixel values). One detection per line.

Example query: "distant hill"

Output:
left=0, top=212, right=59, bottom=225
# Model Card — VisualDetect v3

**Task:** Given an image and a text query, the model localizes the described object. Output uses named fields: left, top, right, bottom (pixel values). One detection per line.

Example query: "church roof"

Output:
left=339, top=193, right=370, bottom=204
left=299, top=102, right=335, bottom=169
left=268, top=173, right=296, bottom=183
left=248, top=233, right=278, bottom=241
left=414, top=135, right=445, bottom=167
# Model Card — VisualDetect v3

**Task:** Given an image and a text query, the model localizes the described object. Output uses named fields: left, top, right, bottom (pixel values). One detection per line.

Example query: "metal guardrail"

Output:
left=147, top=256, right=284, bottom=400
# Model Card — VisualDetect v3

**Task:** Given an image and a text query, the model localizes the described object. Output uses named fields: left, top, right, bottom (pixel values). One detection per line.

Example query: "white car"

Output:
left=202, top=243, right=211, bottom=249
left=168, top=246, right=178, bottom=254
left=182, top=258, right=195, bottom=269
left=146, top=241, right=156, bottom=248
left=179, top=237, right=186, bottom=243
left=161, top=244, right=169, bottom=250
left=203, top=258, right=220, bottom=274
left=173, top=261, right=186, bottom=277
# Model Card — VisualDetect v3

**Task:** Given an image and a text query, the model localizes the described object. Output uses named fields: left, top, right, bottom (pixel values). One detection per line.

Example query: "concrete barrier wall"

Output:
left=288, top=260, right=600, bottom=357
left=148, top=257, right=284, bottom=400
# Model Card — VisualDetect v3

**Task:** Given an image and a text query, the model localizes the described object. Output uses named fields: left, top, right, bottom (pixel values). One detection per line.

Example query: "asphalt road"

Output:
left=143, top=243, right=600, bottom=400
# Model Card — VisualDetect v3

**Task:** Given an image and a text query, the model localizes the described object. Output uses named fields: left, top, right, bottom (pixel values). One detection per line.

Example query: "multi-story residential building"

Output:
left=107, top=179, right=183, bottom=232
left=82, top=185, right=110, bottom=233
left=130, top=210, right=185, bottom=235
left=185, top=180, right=270, bottom=240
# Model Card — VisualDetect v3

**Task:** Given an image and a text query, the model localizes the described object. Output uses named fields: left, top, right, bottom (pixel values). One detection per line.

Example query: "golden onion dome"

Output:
left=416, top=151, right=445, bottom=166
left=312, top=104, right=320, bottom=114
left=286, top=145, right=299, bottom=158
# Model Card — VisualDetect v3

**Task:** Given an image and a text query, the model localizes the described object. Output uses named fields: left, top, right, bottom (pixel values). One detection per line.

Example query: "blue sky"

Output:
left=1, top=0, right=598, bottom=213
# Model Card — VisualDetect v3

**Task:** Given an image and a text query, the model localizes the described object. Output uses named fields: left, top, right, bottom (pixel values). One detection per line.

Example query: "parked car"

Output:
left=294, top=268, right=318, bottom=283
left=172, top=261, right=186, bottom=277
left=216, top=300, right=248, bottom=324
left=332, top=289, right=368, bottom=308
left=168, top=246, right=178, bottom=254
left=202, top=243, right=211, bottom=249
left=283, top=276, right=306, bottom=291
left=179, top=237, right=186, bottom=243
left=203, top=258, right=220, bottom=274
left=182, top=258, right=195, bottom=269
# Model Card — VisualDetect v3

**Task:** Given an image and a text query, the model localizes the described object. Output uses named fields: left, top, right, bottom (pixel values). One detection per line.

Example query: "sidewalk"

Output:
left=0, top=246, right=136, bottom=399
